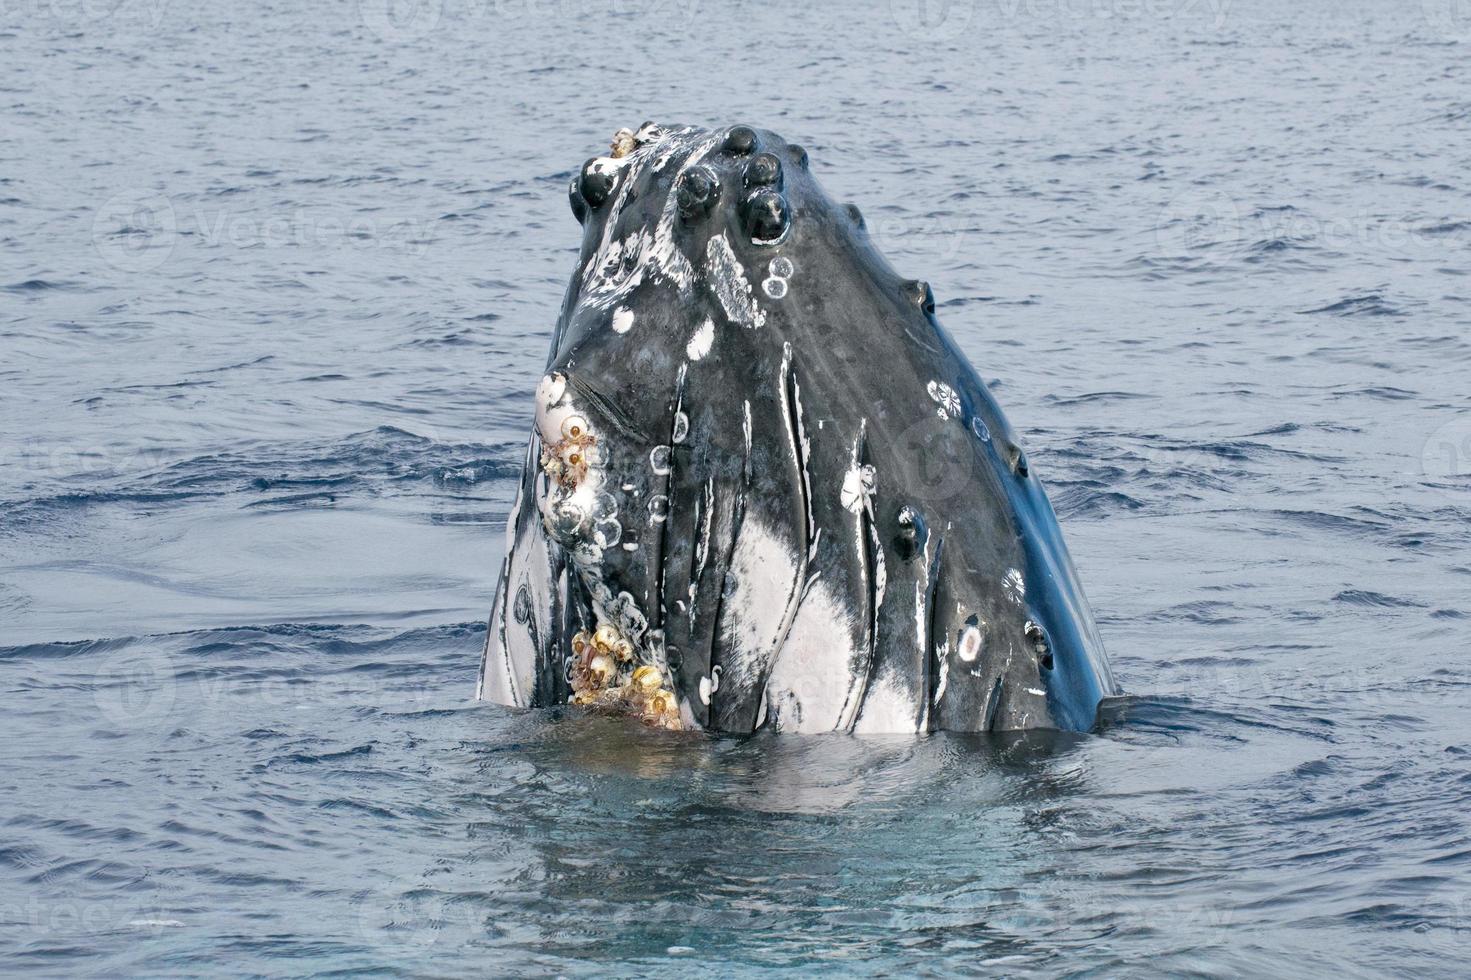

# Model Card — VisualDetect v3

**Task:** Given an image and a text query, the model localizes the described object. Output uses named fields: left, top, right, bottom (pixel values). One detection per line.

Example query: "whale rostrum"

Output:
left=478, top=122, right=1117, bottom=734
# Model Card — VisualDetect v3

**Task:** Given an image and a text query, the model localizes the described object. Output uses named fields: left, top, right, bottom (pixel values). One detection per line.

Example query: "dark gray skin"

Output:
left=478, top=122, right=1116, bottom=733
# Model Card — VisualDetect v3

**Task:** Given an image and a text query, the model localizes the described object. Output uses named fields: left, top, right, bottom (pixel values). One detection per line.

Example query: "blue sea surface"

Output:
left=3, top=0, right=1470, bottom=974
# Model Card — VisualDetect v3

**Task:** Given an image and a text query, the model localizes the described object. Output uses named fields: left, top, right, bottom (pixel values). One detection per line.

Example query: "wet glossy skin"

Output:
left=480, top=122, right=1116, bottom=733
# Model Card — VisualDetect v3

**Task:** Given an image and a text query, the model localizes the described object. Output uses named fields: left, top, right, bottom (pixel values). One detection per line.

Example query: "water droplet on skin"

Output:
left=971, top=416, right=991, bottom=442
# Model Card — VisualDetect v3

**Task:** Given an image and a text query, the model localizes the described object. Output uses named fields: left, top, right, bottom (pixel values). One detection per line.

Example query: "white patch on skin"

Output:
left=1004, top=568, right=1025, bottom=605
left=612, top=307, right=635, bottom=334
left=716, top=519, right=801, bottom=702
left=840, top=463, right=876, bottom=515
left=934, top=657, right=950, bottom=703
left=765, top=575, right=860, bottom=734
left=852, top=671, right=919, bottom=734
left=686, top=318, right=715, bottom=360
left=762, top=276, right=788, bottom=299
left=1027, top=687, right=1046, bottom=697
left=927, top=380, right=961, bottom=418
left=577, top=127, right=720, bottom=313
left=705, top=233, right=767, bottom=329
left=743, top=400, right=752, bottom=459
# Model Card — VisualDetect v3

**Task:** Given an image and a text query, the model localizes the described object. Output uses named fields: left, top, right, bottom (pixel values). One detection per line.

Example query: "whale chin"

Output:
left=478, top=122, right=1116, bottom=735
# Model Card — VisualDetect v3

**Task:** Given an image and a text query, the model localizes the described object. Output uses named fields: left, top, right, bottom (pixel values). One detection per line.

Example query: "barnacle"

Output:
left=566, top=625, right=681, bottom=729
left=610, top=127, right=636, bottom=159
left=540, top=418, right=598, bottom=490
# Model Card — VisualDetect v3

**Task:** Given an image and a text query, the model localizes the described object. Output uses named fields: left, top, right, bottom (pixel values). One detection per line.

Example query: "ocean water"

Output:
left=3, top=0, right=1470, bottom=974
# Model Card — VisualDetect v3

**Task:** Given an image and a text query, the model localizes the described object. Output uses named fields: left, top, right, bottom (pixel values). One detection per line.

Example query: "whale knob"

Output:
left=743, top=189, right=790, bottom=244
left=788, top=144, right=810, bottom=170
left=568, top=178, right=588, bottom=223
left=676, top=166, right=720, bottom=220
left=1025, top=620, right=1053, bottom=670
left=904, top=279, right=936, bottom=316
left=744, top=153, right=783, bottom=190
left=895, top=506, right=928, bottom=560
left=579, top=158, right=615, bottom=209
left=723, top=125, right=757, bottom=155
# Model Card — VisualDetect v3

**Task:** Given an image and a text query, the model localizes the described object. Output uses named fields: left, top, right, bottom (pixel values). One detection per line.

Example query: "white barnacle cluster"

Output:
left=566, top=623, right=681, bottom=729
left=532, top=373, right=621, bottom=566
left=927, top=380, right=962, bottom=420
left=532, top=372, right=681, bottom=729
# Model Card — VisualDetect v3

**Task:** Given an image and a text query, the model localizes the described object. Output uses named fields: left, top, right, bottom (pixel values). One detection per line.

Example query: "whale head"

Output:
left=481, top=122, right=1116, bottom=734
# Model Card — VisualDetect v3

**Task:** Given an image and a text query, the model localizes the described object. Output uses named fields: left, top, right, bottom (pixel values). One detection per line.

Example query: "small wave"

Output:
left=1298, top=293, right=1404, bottom=317
left=4, top=279, right=77, bottom=293
left=1331, top=590, right=1426, bottom=609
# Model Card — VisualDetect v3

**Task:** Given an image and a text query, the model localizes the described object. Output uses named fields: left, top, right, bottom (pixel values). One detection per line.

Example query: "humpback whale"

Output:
left=477, top=122, right=1117, bottom=733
